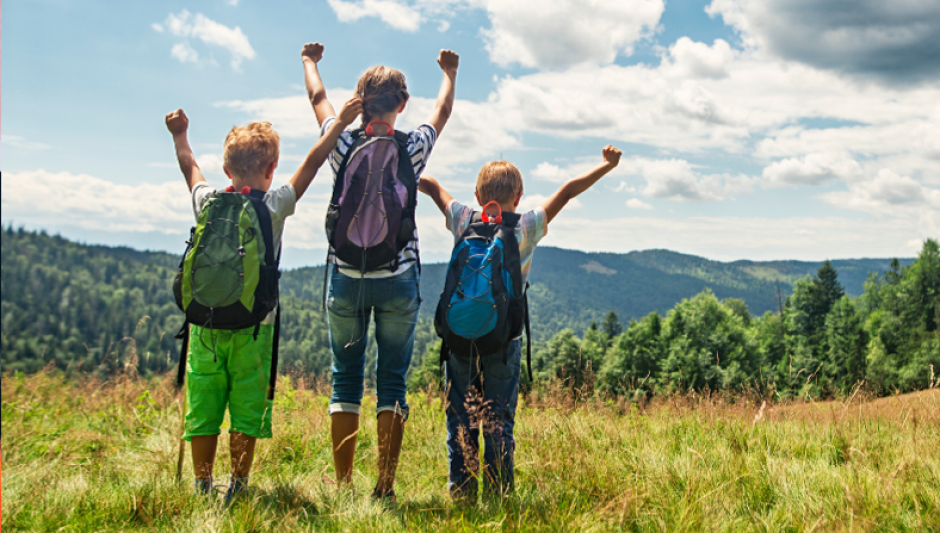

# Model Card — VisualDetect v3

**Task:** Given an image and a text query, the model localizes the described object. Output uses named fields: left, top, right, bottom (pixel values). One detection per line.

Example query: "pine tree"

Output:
left=602, top=311, right=623, bottom=341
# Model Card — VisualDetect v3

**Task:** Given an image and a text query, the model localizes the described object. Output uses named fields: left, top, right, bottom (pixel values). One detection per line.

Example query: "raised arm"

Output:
left=302, top=42, right=336, bottom=127
left=290, top=98, right=362, bottom=201
left=541, top=145, right=622, bottom=224
left=418, top=176, right=454, bottom=215
left=165, top=109, right=206, bottom=192
left=425, top=50, right=459, bottom=135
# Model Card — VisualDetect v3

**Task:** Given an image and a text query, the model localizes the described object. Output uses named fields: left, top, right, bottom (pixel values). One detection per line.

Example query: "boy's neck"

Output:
left=230, top=174, right=271, bottom=193
left=482, top=201, right=517, bottom=215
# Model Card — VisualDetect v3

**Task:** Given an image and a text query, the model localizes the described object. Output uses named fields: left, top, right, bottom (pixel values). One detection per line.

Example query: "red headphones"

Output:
left=365, top=120, right=394, bottom=136
left=225, top=186, right=252, bottom=195
left=481, top=201, right=503, bottom=224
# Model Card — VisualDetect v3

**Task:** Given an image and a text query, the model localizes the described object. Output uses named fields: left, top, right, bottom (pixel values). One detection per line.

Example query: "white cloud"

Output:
left=327, top=0, right=422, bottom=32
left=627, top=158, right=720, bottom=201
left=626, top=198, right=653, bottom=210
left=539, top=215, right=933, bottom=262
left=517, top=193, right=582, bottom=213
left=532, top=156, right=753, bottom=202
left=820, top=169, right=940, bottom=213
left=531, top=161, right=597, bottom=183
left=325, top=0, right=663, bottom=68
left=762, top=153, right=863, bottom=187
left=157, top=10, right=255, bottom=70
left=171, top=42, right=199, bottom=63
left=661, top=37, right=734, bottom=80
left=195, top=153, right=225, bottom=176
left=478, top=0, right=664, bottom=69
left=1, top=170, right=192, bottom=234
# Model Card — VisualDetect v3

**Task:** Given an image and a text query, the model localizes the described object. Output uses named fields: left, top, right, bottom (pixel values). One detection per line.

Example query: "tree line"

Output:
left=412, top=239, right=940, bottom=398
left=3, top=226, right=937, bottom=397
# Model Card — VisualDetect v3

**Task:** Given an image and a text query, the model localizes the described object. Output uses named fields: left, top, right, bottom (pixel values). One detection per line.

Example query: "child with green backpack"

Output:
left=164, top=96, right=362, bottom=499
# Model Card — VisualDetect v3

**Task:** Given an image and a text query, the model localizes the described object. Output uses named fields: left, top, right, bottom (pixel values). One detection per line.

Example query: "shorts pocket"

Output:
left=187, top=328, right=228, bottom=391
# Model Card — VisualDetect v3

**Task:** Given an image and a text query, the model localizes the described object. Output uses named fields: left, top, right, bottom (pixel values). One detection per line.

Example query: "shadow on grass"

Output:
left=389, top=489, right=559, bottom=528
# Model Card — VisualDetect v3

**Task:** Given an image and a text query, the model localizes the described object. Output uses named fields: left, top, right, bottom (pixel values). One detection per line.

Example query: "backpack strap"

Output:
left=267, top=305, right=281, bottom=400
left=321, top=255, right=331, bottom=311
left=329, top=128, right=366, bottom=209
left=245, top=189, right=276, bottom=267
left=175, top=321, right=190, bottom=388
left=439, top=339, right=449, bottom=369
left=524, top=282, right=533, bottom=382
left=392, top=130, right=418, bottom=207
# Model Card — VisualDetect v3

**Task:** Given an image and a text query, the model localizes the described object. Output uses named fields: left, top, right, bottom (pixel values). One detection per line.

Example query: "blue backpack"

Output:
left=434, top=202, right=532, bottom=379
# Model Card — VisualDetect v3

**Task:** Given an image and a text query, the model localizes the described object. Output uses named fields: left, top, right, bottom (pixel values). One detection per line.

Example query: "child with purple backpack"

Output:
left=301, top=41, right=459, bottom=501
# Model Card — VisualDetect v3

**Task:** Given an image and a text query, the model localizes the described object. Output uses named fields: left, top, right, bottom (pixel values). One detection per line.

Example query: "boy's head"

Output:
left=475, top=161, right=523, bottom=209
left=223, top=121, right=280, bottom=190
left=356, top=66, right=409, bottom=125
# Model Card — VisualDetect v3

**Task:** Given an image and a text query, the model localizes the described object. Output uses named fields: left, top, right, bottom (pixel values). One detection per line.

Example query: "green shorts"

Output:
left=183, top=323, right=274, bottom=441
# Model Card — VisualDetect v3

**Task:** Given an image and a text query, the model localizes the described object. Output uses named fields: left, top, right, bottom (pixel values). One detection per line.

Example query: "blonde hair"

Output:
left=356, top=66, right=409, bottom=124
left=223, top=122, right=280, bottom=178
left=476, top=161, right=523, bottom=205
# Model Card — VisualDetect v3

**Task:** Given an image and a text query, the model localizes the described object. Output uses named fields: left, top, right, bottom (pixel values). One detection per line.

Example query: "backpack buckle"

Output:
left=481, top=201, right=503, bottom=224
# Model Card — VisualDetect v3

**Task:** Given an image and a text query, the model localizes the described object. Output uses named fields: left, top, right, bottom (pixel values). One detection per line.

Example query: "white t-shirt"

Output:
left=444, top=200, right=548, bottom=286
left=320, top=117, right=437, bottom=278
left=192, top=182, right=297, bottom=323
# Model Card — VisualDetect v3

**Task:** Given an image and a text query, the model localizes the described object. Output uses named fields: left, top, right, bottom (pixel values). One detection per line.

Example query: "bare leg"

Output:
left=375, top=410, right=405, bottom=493
left=191, top=434, right=219, bottom=480
left=331, top=412, right=359, bottom=484
left=230, top=432, right=257, bottom=479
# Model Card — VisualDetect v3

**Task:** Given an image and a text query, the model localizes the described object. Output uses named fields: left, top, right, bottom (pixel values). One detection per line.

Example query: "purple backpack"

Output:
left=325, top=120, right=418, bottom=273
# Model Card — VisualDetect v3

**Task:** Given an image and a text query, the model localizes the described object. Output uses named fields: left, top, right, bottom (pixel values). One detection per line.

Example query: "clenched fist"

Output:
left=602, top=145, right=622, bottom=167
left=437, top=49, right=459, bottom=72
left=301, top=42, right=324, bottom=63
left=165, top=109, right=189, bottom=135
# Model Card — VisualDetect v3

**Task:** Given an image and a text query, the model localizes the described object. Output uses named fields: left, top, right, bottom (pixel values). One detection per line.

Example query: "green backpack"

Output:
left=173, top=187, right=281, bottom=398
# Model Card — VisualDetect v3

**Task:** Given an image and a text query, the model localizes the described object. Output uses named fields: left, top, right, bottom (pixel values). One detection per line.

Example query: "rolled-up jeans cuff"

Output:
left=328, top=402, right=361, bottom=416
left=376, top=404, right=409, bottom=421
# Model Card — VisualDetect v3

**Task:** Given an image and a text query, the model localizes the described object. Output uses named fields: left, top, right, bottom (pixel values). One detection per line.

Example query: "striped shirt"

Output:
left=320, top=117, right=437, bottom=278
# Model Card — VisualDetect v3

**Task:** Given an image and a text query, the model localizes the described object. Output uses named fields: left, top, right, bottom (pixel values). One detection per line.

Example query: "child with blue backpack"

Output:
left=301, top=41, right=459, bottom=500
left=165, top=97, right=362, bottom=499
left=419, top=145, right=622, bottom=501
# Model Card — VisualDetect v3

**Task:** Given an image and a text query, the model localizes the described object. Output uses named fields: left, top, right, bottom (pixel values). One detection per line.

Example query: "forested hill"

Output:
left=0, top=227, right=911, bottom=377
left=286, top=246, right=903, bottom=335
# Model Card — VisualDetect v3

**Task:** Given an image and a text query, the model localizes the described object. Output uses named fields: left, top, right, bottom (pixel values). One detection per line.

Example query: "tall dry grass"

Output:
left=1, top=364, right=938, bottom=532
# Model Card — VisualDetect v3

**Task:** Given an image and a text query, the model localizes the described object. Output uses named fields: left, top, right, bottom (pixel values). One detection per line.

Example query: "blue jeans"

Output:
left=327, top=265, right=419, bottom=418
left=445, top=338, right=521, bottom=498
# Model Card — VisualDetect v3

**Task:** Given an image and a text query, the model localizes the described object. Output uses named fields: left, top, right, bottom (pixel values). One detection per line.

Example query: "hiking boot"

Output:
left=449, top=486, right=476, bottom=506
left=193, top=477, right=214, bottom=496
left=224, top=477, right=249, bottom=504
left=370, top=486, right=396, bottom=504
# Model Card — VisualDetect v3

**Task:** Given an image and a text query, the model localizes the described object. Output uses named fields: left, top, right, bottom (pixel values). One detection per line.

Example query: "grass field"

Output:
left=2, top=371, right=939, bottom=532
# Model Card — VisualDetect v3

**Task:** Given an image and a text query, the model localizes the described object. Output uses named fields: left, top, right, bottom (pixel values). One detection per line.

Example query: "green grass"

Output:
left=2, top=372, right=939, bottom=532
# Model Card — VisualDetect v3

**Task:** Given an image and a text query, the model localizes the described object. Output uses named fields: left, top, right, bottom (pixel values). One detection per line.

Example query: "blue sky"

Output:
left=3, top=0, right=939, bottom=268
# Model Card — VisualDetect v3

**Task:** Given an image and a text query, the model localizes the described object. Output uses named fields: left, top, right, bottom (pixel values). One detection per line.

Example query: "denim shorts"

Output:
left=326, top=264, right=419, bottom=419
